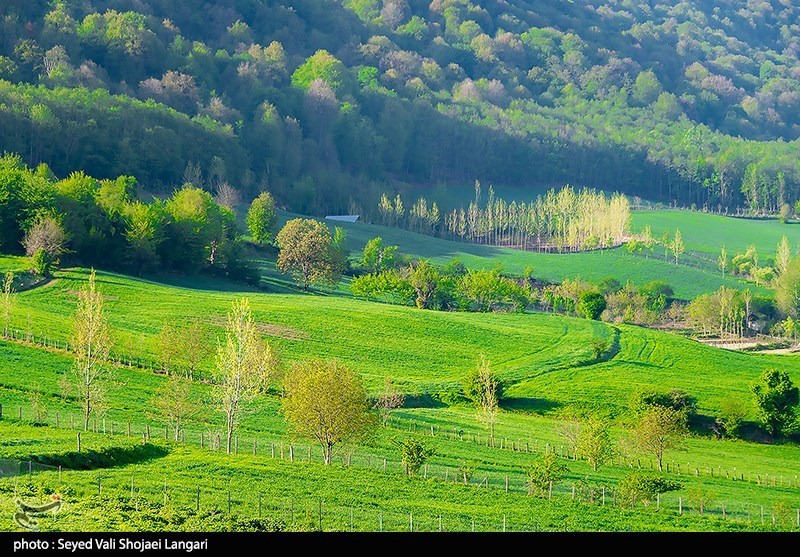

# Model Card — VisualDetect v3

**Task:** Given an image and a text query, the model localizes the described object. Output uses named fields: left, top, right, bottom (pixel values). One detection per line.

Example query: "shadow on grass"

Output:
left=501, top=397, right=562, bottom=414
left=403, top=394, right=448, bottom=409
left=31, top=443, right=169, bottom=470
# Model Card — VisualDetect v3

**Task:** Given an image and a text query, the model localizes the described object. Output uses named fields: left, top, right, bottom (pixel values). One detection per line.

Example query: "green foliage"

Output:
left=276, top=219, right=341, bottom=290
left=716, top=397, right=748, bottom=438
left=393, top=436, right=435, bottom=476
left=247, top=192, right=278, bottom=244
left=577, top=291, right=606, bottom=320
left=617, top=472, right=681, bottom=508
left=291, top=50, right=346, bottom=92
left=525, top=451, right=568, bottom=497
left=361, top=237, right=398, bottom=273
left=31, top=248, right=53, bottom=277
left=750, top=369, right=799, bottom=436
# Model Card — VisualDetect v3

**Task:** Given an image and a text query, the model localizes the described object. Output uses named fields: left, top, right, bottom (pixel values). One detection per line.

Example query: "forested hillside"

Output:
left=1, top=0, right=799, bottom=215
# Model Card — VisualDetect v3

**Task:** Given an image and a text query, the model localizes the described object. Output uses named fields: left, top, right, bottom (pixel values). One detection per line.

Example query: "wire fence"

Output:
left=2, top=403, right=799, bottom=530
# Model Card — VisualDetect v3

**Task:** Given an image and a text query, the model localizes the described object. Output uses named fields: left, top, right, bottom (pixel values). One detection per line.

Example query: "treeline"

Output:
left=0, top=154, right=259, bottom=281
left=379, top=184, right=630, bottom=251
left=1, top=1, right=800, bottom=214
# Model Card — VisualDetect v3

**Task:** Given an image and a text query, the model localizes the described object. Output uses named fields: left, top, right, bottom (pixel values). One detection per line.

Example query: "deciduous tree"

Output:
left=751, top=369, right=798, bottom=436
left=67, top=269, right=111, bottom=431
left=282, top=359, right=375, bottom=465
left=214, top=298, right=278, bottom=454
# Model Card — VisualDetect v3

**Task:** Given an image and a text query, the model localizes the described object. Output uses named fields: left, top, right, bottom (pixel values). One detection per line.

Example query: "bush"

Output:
left=578, top=291, right=606, bottom=320
left=617, top=472, right=681, bottom=508
left=32, top=248, right=54, bottom=277
left=394, top=437, right=435, bottom=476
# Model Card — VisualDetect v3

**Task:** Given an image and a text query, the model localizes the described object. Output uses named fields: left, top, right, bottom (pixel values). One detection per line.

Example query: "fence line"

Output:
left=2, top=403, right=799, bottom=530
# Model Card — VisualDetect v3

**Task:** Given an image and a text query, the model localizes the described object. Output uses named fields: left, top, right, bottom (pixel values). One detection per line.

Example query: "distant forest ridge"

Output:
left=1, top=0, right=799, bottom=215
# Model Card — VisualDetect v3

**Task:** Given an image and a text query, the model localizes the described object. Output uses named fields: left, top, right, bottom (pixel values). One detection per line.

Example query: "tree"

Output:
left=750, top=369, right=798, bottom=436
left=362, top=237, right=398, bottom=273
left=632, top=405, right=687, bottom=471
left=394, top=436, right=435, bottom=475
left=152, top=374, right=197, bottom=441
left=577, top=291, right=606, bottom=320
left=408, top=260, right=439, bottom=309
left=526, top=451, right=568, bottom=496
left=718, top=246, right=728, bottom=278
left=779, top=203, right=792, bottom=224
left=578, top=417, right=614, bottom=471
left=179, top=322, right=212, bottom=380
left=283, top=359, right=375, bottom=465
left=373, top=376, right=405, bottom=426
left=67, top=269, right=111, bottom=431
left=22, top=215, right=66, bottom=261
left=214, top=298, right=278, bottom=454
left=276, top=218, right=341, bottom=290
left=716, top=396, right=748, bottom=438
left=462, top=354, right=501, bottom=446
left=159, top=322, right=181, bottom=375
left=246, top=191, right=278, bottom=244
left=776, top=236, right=791, bottom=276
left=775, top=259, right=800, bottom=317
left=670, top=229, right=685, bottom=264
left=2, top=272, right=13, bottom=338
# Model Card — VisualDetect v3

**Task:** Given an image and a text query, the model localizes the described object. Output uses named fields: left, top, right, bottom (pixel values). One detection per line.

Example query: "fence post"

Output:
left=572, top=484, right=575, bottom=501
left=761, top=506, right=764, bottom=524
left=505, top=476, right=508, bottom=492
left=58, top=465, right=61, bottom=484
left=379, top=510, right=382, bottom=532
left=722, top=503, right=725, bottom=520
left=28, top=459, right=32, bottom=481
left=439, top=515, right=442, bottom=532
left=271, top=443, right=275, bottom=458
left=549, top=481, right=552, bottom=500
left=383, top=458, right=386, bottom=472
left=253, top=439, right=257, bottom=455
left=200, top=433, right=204, bottom=448
left=679, top=497, right=682, bottom=516
left=0, top=403, right=2, bottom=419
left=55, top=412, right=58, bottom=428
left=289, top=445, right=293, bottom=462
left=76, top=432, right=81, bottom=452
left=409, top=512, right=413, bottom=532
left=424, top=463, right=427, bottom=479
left=227, top=490, right=231, bottom=516
left=18, top=406, right=22, bottom=420
left=127, top=422, right=131, bottom=436
left=503, top=515, right=506, bottom=532
left=196, top=487, right=200, bottom=511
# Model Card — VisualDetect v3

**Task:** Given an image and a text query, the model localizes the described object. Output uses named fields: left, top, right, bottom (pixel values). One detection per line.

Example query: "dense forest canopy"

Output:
left=1, top=0, right=799, bottom=215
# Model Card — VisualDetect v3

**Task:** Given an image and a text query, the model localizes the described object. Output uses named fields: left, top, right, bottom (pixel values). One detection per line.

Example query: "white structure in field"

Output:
left=325, top=215, right=360, bottom=223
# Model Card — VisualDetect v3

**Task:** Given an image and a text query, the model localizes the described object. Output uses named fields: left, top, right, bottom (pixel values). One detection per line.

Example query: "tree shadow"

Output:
left=501, top=397, right=562, bottom=414
left=30, top=443, right=169, bottom=470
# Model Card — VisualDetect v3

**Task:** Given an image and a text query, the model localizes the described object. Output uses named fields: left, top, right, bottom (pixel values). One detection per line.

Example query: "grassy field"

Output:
left=2, top=207, right=799, bottom=532
left=0, top=266, right=798, bottom=532
left=631, top=210, right=800, bottom=261
left=0, top=416, right=797, bottom=532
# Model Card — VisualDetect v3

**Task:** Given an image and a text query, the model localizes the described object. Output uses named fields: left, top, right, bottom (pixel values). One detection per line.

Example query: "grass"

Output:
left=631, top=210, right=800, bottom=262
left=2, top=206, right=800, bottom=531
left=0, top=421, right=795, bottom=532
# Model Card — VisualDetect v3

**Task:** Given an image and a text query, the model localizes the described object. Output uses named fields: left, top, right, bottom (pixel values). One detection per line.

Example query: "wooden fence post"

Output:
left=76, top=432, right=81, bottom=452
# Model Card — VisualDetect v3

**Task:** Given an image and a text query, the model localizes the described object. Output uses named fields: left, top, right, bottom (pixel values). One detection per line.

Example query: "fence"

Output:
left=2, top=403, right=799, bottom=530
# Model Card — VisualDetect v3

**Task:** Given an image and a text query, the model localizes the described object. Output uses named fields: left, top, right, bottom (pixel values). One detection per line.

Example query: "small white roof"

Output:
left=325, top=215, right=359, bottom=222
